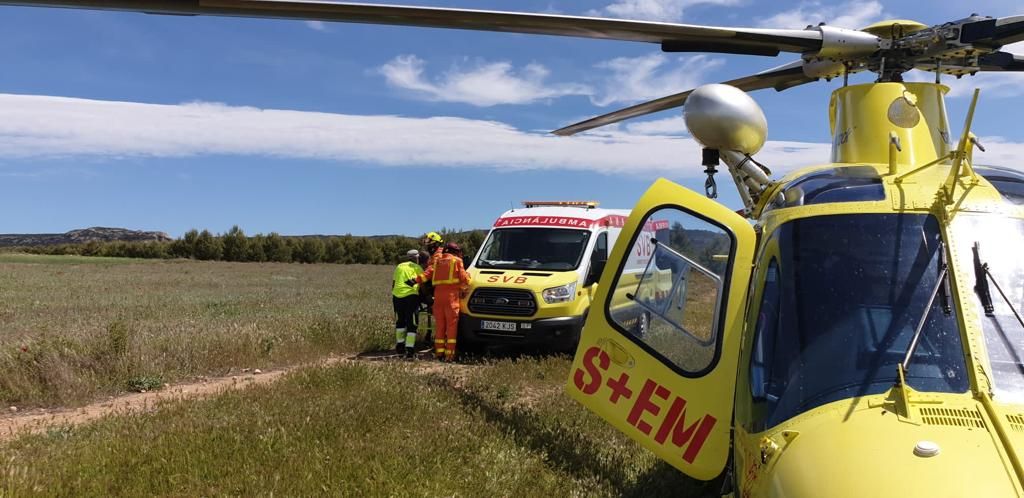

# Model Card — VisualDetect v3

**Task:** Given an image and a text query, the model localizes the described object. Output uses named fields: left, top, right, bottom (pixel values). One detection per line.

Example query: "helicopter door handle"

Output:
left=597, top=338, right=635, bottom=368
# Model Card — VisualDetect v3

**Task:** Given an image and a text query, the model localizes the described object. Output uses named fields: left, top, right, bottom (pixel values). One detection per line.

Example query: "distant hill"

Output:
left=0, top=227, right=173, bottom=247
left=291, top=230, right=487, bottom=241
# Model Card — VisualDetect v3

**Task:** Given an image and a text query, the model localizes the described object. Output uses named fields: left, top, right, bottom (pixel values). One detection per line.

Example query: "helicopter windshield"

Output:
left=749, top=214, right=968, bottom=430
left=952, top=216, right=1024, bottom=404
left=475, top=228, right=591, bottom=271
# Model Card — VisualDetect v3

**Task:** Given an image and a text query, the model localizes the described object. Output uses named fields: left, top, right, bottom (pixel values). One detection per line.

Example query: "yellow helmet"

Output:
left=425, top=232, right=443, bottom=244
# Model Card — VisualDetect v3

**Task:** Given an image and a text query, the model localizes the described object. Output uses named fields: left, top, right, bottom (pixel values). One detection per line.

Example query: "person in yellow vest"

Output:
left=392, top=249, right=424, bottom=359
left=408, top=242, right=471, bottom=361
left=415, top=250, right=434, bottom=341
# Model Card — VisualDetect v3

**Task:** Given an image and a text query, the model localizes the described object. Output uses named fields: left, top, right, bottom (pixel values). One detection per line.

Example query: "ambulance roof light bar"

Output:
left=522, top=201, right=599, bottom=209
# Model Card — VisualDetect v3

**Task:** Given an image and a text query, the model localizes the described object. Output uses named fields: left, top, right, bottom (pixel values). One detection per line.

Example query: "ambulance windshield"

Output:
left=476, top=228, right=591, bottom=271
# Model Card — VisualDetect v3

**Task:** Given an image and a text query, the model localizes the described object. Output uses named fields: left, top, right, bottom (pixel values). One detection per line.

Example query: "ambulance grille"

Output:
left=468, top=288, right=536, bottom=317
left=919, top=407, right=986, bottom=429
left=1006, top=414, right=1024, bottom=433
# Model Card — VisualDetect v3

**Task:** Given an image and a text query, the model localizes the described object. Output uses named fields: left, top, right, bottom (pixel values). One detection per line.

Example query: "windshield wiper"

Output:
left=973, top=242, right=1024, bottom=329
left=900, top=241, right=951, bottom=373
left=973, top=242, right=995, bottom=315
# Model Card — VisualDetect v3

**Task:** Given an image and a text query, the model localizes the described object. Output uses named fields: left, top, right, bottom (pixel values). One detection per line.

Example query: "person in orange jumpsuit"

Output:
left=408, top=242, right=471, bottom=362
left=422, top=231, right=445, bottom=269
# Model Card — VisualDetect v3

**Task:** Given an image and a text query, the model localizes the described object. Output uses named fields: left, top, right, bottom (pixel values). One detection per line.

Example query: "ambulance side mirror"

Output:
left=586, top=232, right=609, bottom=287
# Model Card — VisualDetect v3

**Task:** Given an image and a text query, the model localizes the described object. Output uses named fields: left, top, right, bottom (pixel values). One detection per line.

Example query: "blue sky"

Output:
left=0, top=0, right=1022, bottom=236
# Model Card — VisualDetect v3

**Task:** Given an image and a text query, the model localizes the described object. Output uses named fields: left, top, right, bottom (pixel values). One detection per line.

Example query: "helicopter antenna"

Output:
left=951, top=89, right=982, bottom=180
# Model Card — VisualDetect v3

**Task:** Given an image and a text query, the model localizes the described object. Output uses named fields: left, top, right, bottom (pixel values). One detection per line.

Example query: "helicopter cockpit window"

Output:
left=749, top=214, right=968, bottom=431
left=976, top=166, right=1024, bottom=206
left=952, top=216, right=1024, bottom=403
left=607, top=208, right=732, bottom=374
left=780, top=166, right=885, bottom=208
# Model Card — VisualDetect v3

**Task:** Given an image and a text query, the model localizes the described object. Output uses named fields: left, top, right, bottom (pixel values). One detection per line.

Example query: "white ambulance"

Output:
left=459, top=201, right=643, bottom=352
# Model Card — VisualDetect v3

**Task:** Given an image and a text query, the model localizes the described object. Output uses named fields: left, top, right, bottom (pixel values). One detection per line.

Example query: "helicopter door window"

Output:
left=952, top=216, right=1024, bottom=403
left=975, top=166, right=1024, bottom=206
left=750, top=259, right=781, bottom=405
left=608, top=208, right=733, bottom=374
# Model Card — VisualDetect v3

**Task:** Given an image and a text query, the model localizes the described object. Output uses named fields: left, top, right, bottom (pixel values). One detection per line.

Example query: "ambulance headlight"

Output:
left=542, top=282, right=577, bottom=304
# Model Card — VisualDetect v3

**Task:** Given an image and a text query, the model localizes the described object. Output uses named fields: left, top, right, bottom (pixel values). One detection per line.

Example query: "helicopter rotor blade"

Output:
left=966, top=15, right=1024, bottom=47
left=552, top=60, right=828, bottom=136
left=979, top=51, right=1024, bottom=71
left=1, top=0, right=825, bottom=57
left=917, top=51, right=1024, bottom=75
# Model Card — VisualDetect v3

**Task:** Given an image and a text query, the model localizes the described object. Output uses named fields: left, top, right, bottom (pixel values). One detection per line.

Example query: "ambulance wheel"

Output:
left=634, top=312, right=650, bottom=338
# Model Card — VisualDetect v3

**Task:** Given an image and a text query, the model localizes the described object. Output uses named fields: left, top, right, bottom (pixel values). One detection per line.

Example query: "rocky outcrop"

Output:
left=0, top=227, right=172, bottom=247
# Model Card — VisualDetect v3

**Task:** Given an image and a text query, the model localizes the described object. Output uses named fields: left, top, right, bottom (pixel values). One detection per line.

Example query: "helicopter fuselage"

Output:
left=730, top=82, right=1024, bottom=497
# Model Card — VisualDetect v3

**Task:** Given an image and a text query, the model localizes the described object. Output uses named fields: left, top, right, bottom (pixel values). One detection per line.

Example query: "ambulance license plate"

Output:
left=480, top=320, right=517, bottom=332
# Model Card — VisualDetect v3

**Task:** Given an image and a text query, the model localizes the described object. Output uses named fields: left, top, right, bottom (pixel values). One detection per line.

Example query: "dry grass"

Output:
left=0, top=254, right=393, bottom=407
left=0, top=358, right=716, bottom=497
left=0, top=254, right=718, bottom=497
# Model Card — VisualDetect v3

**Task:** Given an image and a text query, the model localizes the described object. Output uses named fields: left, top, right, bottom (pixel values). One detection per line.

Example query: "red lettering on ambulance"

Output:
left=493, top=216, right=596, bottom=228
left=514, top=277, right=527, bottom=284
left=487, top=276, right=499, bottom=283
left=572, top=346, right=609, bottom=395
left=626, top=380, right=670, bottom=435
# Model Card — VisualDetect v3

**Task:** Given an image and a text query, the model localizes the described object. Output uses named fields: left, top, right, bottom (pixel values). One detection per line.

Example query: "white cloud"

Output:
left=591, top=54, right=723, bottom=106
left=757, top=1, right=886, bottom=29
left=304, top=20, right=327, bottom=32
left=378, top=53, right=721, bottom=109
left=905, top=68, right=1024, bottom=99
left=975, top=137, right=1024, bottom=167
left=376, top=55, right=592, bottom=107
left=3, top=94, right=1021, bottom=180
left=0, top=93, right=842, bottom=177
left=943, top=73, right=1024, bottom=98
left=587, top=0, right=741, bottom=22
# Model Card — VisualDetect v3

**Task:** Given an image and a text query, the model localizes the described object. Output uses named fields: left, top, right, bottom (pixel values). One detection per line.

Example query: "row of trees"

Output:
left=22, top=227, right=486, bottom=265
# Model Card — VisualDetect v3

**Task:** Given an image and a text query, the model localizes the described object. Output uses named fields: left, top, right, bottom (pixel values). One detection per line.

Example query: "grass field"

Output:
left=1, top=358, right=715, bottom=496
left=1, top=254, right=392, bottom=407
left=0, top=254, right=716, bottom=497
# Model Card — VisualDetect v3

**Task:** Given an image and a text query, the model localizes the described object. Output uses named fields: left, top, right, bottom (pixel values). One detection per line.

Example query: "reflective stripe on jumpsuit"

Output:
left=417, top=252, right=470, bottom=361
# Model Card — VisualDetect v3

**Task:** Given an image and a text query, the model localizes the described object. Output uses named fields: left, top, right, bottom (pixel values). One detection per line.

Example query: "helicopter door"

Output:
left=567, top=178, right=755, bottom=480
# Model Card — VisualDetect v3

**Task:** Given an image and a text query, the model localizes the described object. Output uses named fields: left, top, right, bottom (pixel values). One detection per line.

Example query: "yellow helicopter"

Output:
left=7, top=1, right=1024, bottom=496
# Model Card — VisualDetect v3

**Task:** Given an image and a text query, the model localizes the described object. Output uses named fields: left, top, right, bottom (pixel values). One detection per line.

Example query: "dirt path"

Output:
left=0, top=356, right=350, bottom=441
left=0, top=351, right=477, bottom=442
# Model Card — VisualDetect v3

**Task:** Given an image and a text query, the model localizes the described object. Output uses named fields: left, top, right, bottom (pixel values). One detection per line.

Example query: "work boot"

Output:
left=396, top=342, right=406, bottom=355
left=405, top=348, right=416, bottom=360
